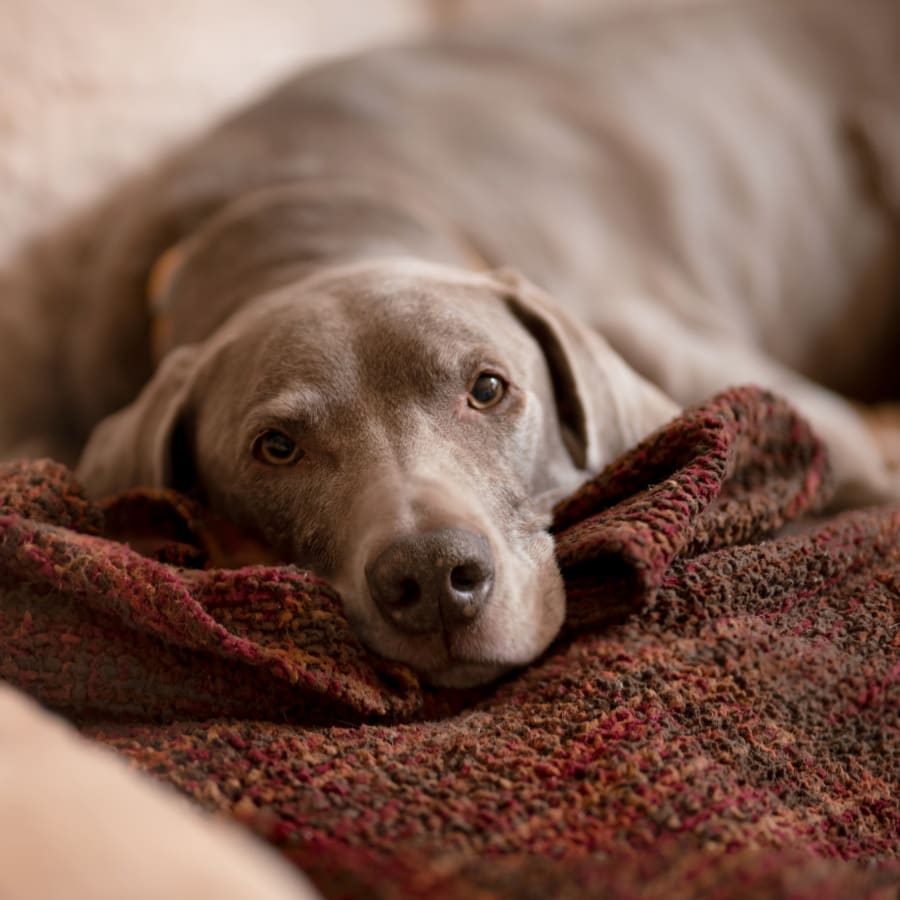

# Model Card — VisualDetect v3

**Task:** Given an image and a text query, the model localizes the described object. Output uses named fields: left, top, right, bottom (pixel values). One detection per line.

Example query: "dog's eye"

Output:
left=468, top=373, right=506, bottom=410
left=252, top=430, right=304, bottom=466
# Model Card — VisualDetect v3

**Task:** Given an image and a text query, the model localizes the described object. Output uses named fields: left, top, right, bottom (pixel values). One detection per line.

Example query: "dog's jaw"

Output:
left=333, top=524, right=566, bottom=688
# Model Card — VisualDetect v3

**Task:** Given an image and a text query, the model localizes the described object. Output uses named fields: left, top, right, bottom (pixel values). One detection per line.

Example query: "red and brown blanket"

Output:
left=1, top=386, right=898, bottom=899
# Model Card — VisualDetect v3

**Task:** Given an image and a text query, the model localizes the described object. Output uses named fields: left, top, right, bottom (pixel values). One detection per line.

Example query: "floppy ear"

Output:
left=845, top=99, right=900, bottom=219
left=490, top=268, right=679, bottom=472
left=76, top=345, right=199, bottom=498
left=147, top=184, right=480, bottom=361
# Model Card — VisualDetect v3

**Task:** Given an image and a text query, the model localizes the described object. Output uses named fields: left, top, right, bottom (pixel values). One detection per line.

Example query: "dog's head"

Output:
left=77, top=259, right=676, bottom=686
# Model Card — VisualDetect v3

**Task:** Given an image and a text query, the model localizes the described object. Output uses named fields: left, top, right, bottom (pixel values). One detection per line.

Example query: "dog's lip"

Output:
left=375, top=627, right=505, bottom=676
left=426, top=632, right=511, bottom=672
left=338, top=581, right=509, bottom=681
left=405, top=638, right=485, bottom=669
left=438, top=618, right=481, bottom=654
left=352, top=618, right=513, bottom=686
left=421, top=657, right=511, bottom=688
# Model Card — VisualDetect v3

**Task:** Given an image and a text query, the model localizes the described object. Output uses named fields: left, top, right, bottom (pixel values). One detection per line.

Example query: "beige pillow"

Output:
left=0, top=685, right=322, bottom=900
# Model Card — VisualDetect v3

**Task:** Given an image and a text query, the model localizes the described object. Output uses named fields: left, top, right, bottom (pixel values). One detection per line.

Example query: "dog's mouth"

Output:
left=343, top=607, right=513, bottom=686
left=328, top=484, right=566, bottom=688
left=421, top=658, right=513, bottom=689
left=386, top=629, right=517, bottom=688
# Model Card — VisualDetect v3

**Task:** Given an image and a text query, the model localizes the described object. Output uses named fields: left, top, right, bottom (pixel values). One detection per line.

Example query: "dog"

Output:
left=3, top=0, right=899, bottom=686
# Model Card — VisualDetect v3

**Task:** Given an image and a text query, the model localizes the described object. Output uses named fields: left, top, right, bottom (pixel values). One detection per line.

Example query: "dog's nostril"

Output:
left=366, top=527, right=494, bottom=635
left=450, top=563, right=485, bottom=592
left=397, top=578, right=421, bottom=607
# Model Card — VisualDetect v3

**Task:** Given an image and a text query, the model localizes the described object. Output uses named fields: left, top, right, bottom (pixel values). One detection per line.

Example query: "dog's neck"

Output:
left=147, top=181, right=487, bottom=362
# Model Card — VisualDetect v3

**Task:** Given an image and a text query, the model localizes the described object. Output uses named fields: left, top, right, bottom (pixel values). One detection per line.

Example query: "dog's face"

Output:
left=77, top=260, right=677, bottom=686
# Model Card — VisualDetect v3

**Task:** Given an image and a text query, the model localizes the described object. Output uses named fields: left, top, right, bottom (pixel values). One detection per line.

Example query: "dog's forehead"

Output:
left=207, top=258, right=539, bottom=430
left=309, top=261, right=510, bottom=336
left=224, top=264, right=532, bottom=396
left=345, top=275, right=505, bottom=358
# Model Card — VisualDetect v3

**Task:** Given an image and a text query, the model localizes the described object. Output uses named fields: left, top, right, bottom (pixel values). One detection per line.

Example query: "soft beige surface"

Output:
left=0, top=0, right=430, bottom=261
left=0, top=685, right=322, bottom=900
left=1, top=0, right=642, bottom=262
left=3, top=0, right=710, bottom=262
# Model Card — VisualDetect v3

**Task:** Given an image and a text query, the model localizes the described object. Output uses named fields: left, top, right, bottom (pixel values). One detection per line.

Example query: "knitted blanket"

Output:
left=1, top=386, right=898, bottom=899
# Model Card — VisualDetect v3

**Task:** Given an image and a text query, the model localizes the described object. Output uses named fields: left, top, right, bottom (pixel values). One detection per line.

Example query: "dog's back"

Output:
left=2, top=0, right=898, bottom=462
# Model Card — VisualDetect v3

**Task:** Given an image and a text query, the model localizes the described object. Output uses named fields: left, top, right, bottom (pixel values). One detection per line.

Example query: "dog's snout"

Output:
left=365, top=528, right=494, bottom=634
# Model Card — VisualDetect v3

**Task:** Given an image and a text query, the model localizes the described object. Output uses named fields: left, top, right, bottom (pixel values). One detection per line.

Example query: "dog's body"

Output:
left=3, top=0, right=899, bottom=684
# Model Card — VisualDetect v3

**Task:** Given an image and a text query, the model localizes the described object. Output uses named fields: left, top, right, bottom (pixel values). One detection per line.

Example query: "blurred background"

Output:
left=0, top=0, right=691, bottom=263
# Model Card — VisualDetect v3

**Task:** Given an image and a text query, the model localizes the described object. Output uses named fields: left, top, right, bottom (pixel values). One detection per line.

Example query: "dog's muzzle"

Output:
left=365, top=527, right=494, bottom=635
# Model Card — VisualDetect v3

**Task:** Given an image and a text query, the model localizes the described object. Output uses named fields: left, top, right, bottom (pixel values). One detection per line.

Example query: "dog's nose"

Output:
left=365, top=528, right=494, bottom=634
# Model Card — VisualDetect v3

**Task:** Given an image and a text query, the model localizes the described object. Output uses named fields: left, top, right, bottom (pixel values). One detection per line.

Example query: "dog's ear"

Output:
left=490, top=268, right=678, bottom=472
left=147, top=184, right=479, bottom=361
left=845, top=99, right=900, bottom=219
left=76, top=345, right=199, bottom=498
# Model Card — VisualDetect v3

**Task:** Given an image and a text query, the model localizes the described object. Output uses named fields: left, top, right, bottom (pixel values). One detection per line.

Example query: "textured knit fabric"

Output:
left=1, top=386, right=898, bottom=899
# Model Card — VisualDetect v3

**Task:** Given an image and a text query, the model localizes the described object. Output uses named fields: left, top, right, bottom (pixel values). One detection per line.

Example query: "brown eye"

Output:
left=468, top=373, right=506, bottom=410
left=252, top=430, right=304, bottom=466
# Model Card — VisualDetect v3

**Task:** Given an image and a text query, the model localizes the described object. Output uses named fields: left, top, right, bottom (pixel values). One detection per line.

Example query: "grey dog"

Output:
left=2, top=0, right=897, bottom=686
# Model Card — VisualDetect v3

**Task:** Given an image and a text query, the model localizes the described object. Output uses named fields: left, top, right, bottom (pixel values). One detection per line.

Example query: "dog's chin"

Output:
left=358, top=629, right=523, bottom=688
left=349, top=619, right=547, bottom=688
left=359, top=619, right=557, bottom=688
left=421, top=660, right=514, bottom=689
left=335, top=531, right=566, bottom=688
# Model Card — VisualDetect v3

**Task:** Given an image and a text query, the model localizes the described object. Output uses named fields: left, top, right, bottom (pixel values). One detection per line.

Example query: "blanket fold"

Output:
left=0, top=460, right=422, bottom=722
left=1, top=385, right=897, bottom=899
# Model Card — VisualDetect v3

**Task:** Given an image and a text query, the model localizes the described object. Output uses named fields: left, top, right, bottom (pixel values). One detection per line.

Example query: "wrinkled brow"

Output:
left=244, top=388, right=332, bottom=433
left=363, top=335, right=508, bottom=389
